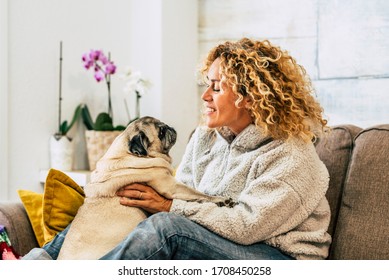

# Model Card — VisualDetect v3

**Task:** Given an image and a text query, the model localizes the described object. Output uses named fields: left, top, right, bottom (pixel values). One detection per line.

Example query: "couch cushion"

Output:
left=315, top=125, right=362, bottom=242
left=42, top=169, right=85, bottom=243
left=17, top=169, right=85, bottom=247
left=331, top=125, right=389, bottom=259
left=16, top=190, right=45, bottom=246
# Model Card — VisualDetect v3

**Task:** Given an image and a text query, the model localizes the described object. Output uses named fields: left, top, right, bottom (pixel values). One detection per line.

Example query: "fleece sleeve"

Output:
left=171, top=164, right=314, bottom=245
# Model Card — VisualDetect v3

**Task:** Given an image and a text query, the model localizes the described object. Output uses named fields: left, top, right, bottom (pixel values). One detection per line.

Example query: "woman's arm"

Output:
left=170, top=177, right=304, bottom=245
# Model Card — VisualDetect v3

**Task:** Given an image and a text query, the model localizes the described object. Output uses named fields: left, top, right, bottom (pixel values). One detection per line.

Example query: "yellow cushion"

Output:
left=42, top=169, right=85, bottom=242
left=18, top=169, right=85, bottom=247
left=17, top=190, right=45, bottom=246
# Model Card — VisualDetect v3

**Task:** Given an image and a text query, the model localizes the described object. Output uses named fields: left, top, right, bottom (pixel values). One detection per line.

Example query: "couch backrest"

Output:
left=330, top=125, right=389, bottom=259
left=315, top=125, right=362, bottom=241
left=0, top=202, right=39, bottom=256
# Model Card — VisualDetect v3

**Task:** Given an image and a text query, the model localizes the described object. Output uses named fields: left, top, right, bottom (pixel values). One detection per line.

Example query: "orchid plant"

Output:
left=81, top=49, right=125, bottom=131
left=121, top=66, right=152, bottom=121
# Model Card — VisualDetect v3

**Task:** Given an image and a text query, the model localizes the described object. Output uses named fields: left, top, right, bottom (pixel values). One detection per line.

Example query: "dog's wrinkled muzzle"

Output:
left=166, top=126, right=177, bottom=146
left=158, top=124, right=177, bottom=153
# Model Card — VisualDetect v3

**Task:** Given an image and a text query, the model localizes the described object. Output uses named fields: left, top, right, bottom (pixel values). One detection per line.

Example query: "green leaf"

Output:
left=62, top=104, right=83, bottom=135
left=81, top=104, right=95, bottom=130
left=94, top=112, right=113, bottom=131
left=80, top=105, right=127, bottom=131
left=100, top=123, right=115, bottom=131
left=114, top=125, right=126, bottom=131
left=66, top=104, right=82, bottom=133
left=60, top=120, right=69, bottom=135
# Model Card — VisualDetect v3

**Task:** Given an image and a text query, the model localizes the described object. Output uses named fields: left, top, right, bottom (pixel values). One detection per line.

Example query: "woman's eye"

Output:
left=211, top=82, right=220, bottom=92
left=204, top=81, right=220, bottom=92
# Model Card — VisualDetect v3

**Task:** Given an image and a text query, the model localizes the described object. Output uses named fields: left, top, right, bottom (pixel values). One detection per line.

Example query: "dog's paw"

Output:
left=215, top=198, right=236, bottom=208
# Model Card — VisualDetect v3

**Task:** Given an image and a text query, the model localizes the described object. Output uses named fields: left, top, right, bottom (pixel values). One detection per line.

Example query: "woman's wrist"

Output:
left=162, top=199, right=173, bottom=212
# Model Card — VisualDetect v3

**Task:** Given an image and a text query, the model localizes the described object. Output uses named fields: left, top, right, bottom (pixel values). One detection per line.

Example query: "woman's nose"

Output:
left=201, top=87, right=212, bottom=101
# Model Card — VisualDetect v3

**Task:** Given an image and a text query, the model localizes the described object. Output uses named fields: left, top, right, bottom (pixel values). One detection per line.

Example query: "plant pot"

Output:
left=49, top=135, right=74, bottom=171
left=85, top=130, right=121, bottom=171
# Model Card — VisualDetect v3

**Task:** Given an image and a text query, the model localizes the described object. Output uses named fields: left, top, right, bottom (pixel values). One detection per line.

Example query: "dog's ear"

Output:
left=129, top=131, right=149, bottom=156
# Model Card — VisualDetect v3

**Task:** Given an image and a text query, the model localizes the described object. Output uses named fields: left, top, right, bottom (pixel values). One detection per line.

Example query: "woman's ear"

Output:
left=244, top=96, right=253, bottom=108
left=236, top=96, right=253, bottom=109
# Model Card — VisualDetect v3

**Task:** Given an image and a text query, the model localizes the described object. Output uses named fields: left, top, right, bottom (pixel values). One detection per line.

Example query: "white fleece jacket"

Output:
left=171, top=124, right=332, bottom=260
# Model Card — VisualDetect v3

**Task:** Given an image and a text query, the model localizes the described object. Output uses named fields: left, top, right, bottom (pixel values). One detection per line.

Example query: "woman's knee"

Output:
left=142, top=212, right=191, bottom=236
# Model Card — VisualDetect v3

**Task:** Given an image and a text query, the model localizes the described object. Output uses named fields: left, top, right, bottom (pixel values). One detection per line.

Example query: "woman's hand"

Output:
left=116, top=183, right=172, bottom=214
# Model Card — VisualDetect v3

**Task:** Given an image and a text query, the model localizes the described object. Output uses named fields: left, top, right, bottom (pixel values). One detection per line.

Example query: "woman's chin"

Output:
left=205, top=120, right=217, bottom=128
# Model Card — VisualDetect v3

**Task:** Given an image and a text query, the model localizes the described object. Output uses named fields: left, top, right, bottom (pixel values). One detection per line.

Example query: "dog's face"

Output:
left=125, top=116, right=177, bottom=160
left=100, top=116, right=177, bottom=164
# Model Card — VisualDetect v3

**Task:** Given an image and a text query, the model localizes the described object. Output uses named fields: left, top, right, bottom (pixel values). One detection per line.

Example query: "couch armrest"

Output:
left=0, top=201, right=39, bottom=256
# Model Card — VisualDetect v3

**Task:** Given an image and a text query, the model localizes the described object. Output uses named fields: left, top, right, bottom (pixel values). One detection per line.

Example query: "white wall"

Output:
left=160, top=1, right=199, bottom=157
left=1, top=0, right=198, bottom=201
left=129, top=0, right=199, bottom=168
left=199, top=0, right=389, bottom=128
left=6, top=0, right=385, bottom=201
left=0, top=0, right=9, bottom=200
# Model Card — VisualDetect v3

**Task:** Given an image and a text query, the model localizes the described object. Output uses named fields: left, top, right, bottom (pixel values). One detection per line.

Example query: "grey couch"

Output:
left=1, top=124, right=389, bottom=259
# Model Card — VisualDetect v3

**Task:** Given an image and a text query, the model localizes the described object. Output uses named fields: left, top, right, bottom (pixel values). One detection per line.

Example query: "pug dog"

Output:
left=57, top=116, right=229, bottom=260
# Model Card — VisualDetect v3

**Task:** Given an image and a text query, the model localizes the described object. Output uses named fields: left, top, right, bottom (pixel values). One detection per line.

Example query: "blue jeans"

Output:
left=102, top=213, right=293, bottom=260
left=27, top=213, right=293, bottom=260
left=21, top=223, right=71, bottom=260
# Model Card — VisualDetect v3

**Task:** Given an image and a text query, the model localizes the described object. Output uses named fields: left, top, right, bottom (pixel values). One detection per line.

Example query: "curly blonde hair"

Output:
left=200, top=38, right=328, bottom=142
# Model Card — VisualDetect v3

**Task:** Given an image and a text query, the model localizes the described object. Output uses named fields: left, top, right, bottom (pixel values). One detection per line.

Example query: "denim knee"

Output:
left=141, top=212, right=190, bottom=237
left=99, top=213, right=188, bottom=260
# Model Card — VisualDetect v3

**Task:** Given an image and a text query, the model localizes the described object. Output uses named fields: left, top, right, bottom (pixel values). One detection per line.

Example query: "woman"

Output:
left=37, top=38, right=332, bottom=260
left=100, top=38, right=331, bottom=260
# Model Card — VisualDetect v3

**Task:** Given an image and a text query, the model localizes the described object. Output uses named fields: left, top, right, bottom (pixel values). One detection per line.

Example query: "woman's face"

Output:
left=201, top=58, right=252, bottom=135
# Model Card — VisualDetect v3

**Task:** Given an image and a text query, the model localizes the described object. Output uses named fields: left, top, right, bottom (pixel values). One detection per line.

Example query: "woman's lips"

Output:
left=205, top=107, right=216, bottom=115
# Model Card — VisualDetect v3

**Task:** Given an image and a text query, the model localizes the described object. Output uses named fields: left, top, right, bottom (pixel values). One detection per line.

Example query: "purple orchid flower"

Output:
left=99, top=53, right=109, bottom=65
left=82, top=49, right=116, bottom=119
left=105, top=63, right=116, bottom=75
left=94, top=71, right=104, bottom=82
left=82, top=49, right=116, bottom=79
left=89, top=50, right=102, bottom=61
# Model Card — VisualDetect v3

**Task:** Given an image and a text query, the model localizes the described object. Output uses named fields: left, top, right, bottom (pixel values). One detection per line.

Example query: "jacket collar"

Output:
left=216, top=124, right=273, bottom=151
